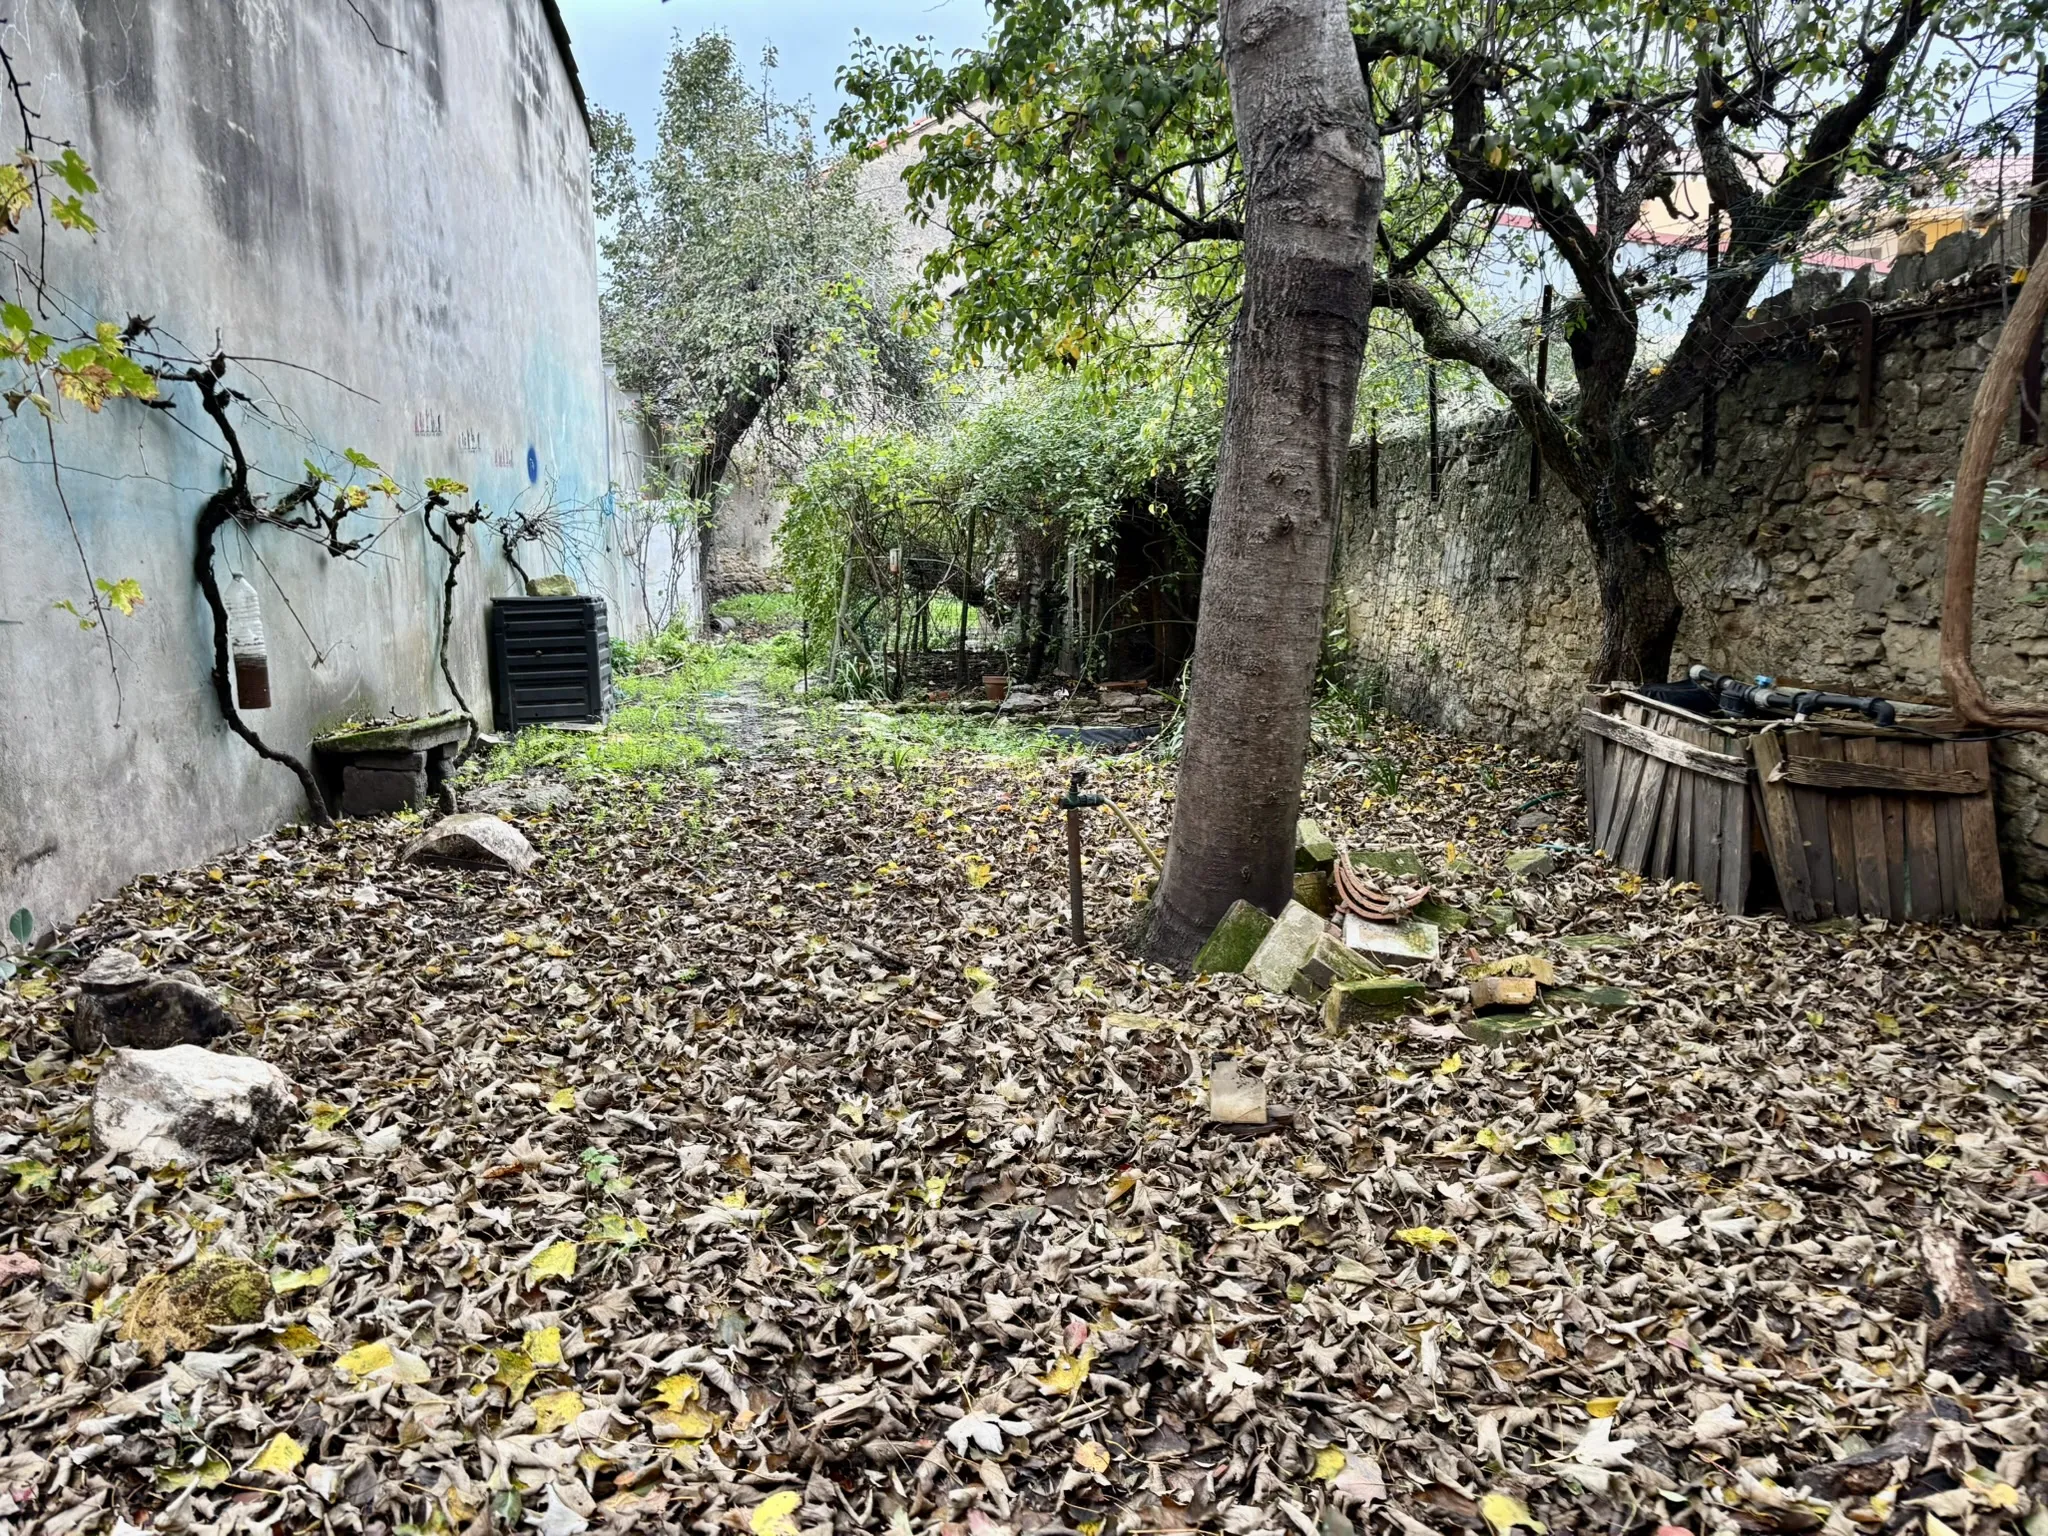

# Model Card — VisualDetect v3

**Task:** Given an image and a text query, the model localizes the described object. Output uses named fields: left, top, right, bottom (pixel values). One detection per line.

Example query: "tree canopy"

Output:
left=837, top=0, right=2048, bottom=680
left=596, top=32, right=926, bottom=505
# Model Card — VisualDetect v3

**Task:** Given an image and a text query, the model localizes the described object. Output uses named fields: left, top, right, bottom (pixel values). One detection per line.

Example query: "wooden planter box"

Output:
left=1581, top=690, right=2004, bottom=925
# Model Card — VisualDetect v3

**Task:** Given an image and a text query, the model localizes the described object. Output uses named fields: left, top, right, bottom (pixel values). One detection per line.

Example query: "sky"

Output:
left=553, top=0, right=993, bottom=146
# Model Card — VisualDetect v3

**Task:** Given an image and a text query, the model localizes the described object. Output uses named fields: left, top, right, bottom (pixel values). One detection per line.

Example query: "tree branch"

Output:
left=1373, top=273, right=1587, bottom=500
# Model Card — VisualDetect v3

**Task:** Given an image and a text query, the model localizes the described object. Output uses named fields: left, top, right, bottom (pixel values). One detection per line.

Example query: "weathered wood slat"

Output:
left=1955, top=738, right=2005, bottom=925
left=1619, top=755, right=1668, bottom=873
left=1764, top=755, right=1988, bottom=796
left=1580, top=709, right=1751, bottom=782
left=1717, top=774, right=1751, bottom=913
left=1844, top=737, right=1891, bottom=918
left=1904, top=762, right=1943, bottom=919
left=1749, top=732, right=1817, bottom=921
left=1879, top=739, right=1908, bottom=918
left=1606, top=733, right=1648, bottom=860
left=1817, top=736, right=1859, bottom=917
left=1671, top=732, right=1697, bottom=883
left=1937, top=740, right=1965, bottom=918
left=1650, top=756, right=1681, bottom=879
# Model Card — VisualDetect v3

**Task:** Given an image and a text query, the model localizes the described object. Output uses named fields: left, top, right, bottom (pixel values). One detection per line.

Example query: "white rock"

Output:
left=92, top=1046, right=296, bottom=1167
left=401, top=812, right=538, bottom=874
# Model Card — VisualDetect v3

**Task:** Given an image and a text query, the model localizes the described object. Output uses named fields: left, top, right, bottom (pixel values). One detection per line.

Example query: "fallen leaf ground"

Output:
left=2, top=639, right=2045, bottom=1536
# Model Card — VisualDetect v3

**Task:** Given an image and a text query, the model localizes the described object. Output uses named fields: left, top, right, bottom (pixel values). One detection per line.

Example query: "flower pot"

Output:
left=983, top=674, right=1009, bottom=703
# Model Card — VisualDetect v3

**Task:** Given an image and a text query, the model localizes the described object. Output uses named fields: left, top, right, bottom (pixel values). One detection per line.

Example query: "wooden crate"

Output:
left=1580, top=690, right=2005, bottom=924
left=1748, top=725, right=2002, bottom=924
left=1581, top=692, right=1753, bottom=912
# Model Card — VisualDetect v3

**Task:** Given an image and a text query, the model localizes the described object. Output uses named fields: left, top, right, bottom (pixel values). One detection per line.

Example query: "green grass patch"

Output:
left=712, top=591, right=803, bottom=629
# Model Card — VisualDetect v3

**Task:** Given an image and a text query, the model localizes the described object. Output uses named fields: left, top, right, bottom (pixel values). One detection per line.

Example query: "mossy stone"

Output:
left=1323, top=977, right=1427, bottom=1027
left=118, top=1255, right=270, bottom=1364
left=1354, top=848, right=1427, bottom=881
left=1191, top=900, right=1273, bottom=976
left=1459, top=1011, right=1568, bottom=1047
left=1295, top=819, right=1337, bottom=872
left=1292, top=871, right=1335, bottom=918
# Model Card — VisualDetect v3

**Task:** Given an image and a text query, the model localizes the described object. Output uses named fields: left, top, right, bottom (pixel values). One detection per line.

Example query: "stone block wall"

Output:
left=1331, top=268, right=2048, bottom=912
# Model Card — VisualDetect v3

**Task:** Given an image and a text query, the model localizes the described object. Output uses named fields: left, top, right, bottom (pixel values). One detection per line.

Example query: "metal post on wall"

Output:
left=1426, top=366, right=1440, bottom=502
left=1529, top=283, right=1552, bottom=502
left=2021, top=64, right=2047, bottom=446
left=1700, top=205, right=1722, bottom=472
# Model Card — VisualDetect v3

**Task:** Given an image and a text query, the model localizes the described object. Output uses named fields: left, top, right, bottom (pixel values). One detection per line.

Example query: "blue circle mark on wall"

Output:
left=525, top=445, right=539, bottom=485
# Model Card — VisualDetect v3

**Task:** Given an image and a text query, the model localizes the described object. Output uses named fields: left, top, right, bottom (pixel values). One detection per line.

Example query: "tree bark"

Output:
left=1142, top=0, right=1382, bottom=970
left=1583, top=475, right=1683, bottom=685
left=1940, top=257, right=2048, bottom=731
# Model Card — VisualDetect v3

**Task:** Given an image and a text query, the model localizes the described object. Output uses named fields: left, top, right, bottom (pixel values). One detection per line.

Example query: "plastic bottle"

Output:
left=225, top=573, right=272, bottom=710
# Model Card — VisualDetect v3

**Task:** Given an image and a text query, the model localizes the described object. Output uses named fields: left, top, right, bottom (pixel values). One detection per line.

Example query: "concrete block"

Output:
left=1292, top=870, right=1335, bottom=918
left=343, top=760, right=428, bottom=816
left=1191, top=900, right=1273, bottom=975
left=1295, top=818, right=1336, bottom=871
left=1323, top=977, right=1427, bottom=1027
left=1289, top=932, right=1378, bottom=1003
left=1242, top=901, right=1329, bottom=994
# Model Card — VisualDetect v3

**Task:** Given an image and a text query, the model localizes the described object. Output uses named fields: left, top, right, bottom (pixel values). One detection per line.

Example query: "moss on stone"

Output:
left=1191, top=900, right=1274, bottom=975
left=118, top=1255, right=270, bottom=1363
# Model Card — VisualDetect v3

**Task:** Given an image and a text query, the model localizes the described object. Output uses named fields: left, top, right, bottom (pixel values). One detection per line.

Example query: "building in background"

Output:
left=0, top=0, right=691, bottom=927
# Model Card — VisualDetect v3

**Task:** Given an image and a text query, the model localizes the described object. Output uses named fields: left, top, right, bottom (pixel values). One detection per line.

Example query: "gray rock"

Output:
left=93, top=1046, right=296, bottom=1167
left=1922, top=229, right=1978, bottom=286
left=401, top=812, right=539, bottom=874
left=1505, top=848, right=1557, bottom=881
left=72, top=949, right=239, bottom=1055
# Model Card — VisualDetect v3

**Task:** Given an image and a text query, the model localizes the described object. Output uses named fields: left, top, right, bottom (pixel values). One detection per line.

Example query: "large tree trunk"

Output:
left=1583, top=475, right=1682, bottom=686
left=1142, top=0, right=1382, bottom=970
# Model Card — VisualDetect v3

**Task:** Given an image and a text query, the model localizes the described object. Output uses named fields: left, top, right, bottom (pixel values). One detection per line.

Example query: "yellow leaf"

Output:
left=247, top=1432, right=305, bottom=1476
left=922, top=1176, right=947, bottom=1208
left=1544, top=1132, right=1577, bottom=1156
left=651, top=1373, right=701, bottom=1410
left=1313, top=1445, right=1347, bottom=1481
left=1586, top=1397, right=1622, bottom=1419
left=275, top=1324, right=322, bottom=1356
left=270, top=1264, right=330, bottom=1295
left=533, top=1389, right=584, bottom=1433
left=529, top=1241, right=578, bottom=1282
left=1075, top=1441, right=1112, bottom=1475
left=1035, top=1348, right=1093, bottom=1395
left=1480, top=1491, right=1546, bottom=1536
left=1394, top=1226, right=1456, bottom=1251
left=1983, top=1483, right=2022, bottom=1512
left=547, top=1087, right=577, bottom=1113
left=523, top=1326, right=563, bottom=1367
left=492, top=1349, right=537, bottom=1401
left=1435, top=1052, right=1464, bottom=1077
left=653, top=1404, right=718, bottom=1440
left=751, top=1490, right=802, bottom=1536
left=307, top=1102, right=350, bottom=1132
left=1477, top=1126, right=1510, bottom=1154
left=331, top=1339, right=426, bottom=1383
left=963, top=855, right=994, bottom=888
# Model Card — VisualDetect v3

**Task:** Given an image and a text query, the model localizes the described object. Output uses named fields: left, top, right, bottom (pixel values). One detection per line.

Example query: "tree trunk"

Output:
left=1582, top=475, right=1682, bottom=686
left=1142, top=0, right=1382, bottom=970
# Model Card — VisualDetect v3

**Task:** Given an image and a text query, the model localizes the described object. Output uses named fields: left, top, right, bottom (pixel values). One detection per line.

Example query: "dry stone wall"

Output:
left=1331, top=260, right=2048, bottom=911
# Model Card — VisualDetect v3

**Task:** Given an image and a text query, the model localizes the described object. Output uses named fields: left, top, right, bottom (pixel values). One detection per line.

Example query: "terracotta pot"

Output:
left=983, top=674, right=1009, bottom=703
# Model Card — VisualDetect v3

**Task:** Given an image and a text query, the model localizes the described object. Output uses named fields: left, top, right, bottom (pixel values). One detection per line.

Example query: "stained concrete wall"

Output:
left=0, top=0, right=689, bottom=928
left=1331, top=264, right=2048, bottom=913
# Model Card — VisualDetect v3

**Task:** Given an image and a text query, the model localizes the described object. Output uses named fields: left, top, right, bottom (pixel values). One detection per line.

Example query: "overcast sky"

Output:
left=553, top=0, right=992, bottom=146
